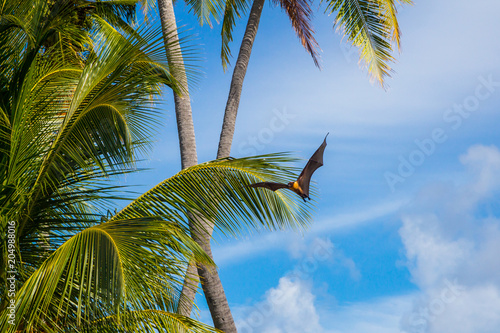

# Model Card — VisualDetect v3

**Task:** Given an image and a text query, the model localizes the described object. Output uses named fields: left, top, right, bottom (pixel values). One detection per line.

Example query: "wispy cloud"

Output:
left=399, top=145, right=500, bottom=332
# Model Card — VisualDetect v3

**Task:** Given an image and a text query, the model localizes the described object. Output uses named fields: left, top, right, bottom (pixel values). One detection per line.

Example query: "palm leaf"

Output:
left=88, top=310, right=222, bottom=332
left=184, top=0, right=223, bottom=27
left=13, top=19, right=175, bottom=238
left=0, top=217, right=213, bottom=332
left=0, top=0, right=183, bottom=313
left=378, top=0, right=413, bottom=51
left=273, top=0, right=320, bottom=67
left=325, top=0, right=411, bottom=86
left=220, top=0, right=249, bottom=69
left=113, top=154, right=313, bottom=237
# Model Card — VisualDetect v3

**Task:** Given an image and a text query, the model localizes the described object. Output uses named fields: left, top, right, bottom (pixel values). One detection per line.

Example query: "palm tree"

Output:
left=0, top=1, right=312, bottom=331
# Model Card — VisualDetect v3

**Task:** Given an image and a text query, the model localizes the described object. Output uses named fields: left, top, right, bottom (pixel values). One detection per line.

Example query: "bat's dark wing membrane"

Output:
left=297, top=134, right=328, bottom=197
left=248, top=182, right=289, bottom=191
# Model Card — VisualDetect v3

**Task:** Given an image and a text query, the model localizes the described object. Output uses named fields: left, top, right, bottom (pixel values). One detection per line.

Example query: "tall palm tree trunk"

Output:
left=192, top=220, right=237, bottom=332
left=157, top=0, right=198, bottom=170
left=157, top=0, right=199, bottom=318
left=157, top=0, right=237, bottom=331
left=217, top=0, right=266, bottom=158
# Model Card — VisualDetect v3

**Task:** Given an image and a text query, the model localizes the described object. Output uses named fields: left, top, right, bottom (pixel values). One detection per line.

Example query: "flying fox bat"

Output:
left=248, top=133, right=328, bottom=202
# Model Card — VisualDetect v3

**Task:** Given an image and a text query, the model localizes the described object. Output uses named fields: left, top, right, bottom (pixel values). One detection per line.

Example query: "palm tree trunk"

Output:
left=156, top=1, right=237, bottom=331
left=217, top=0, right=266, bottom=158
left=157, top=0, right=198, bottom=170
left=192, top=219, right=237, bottom=332
left=157, top=0, right=199, bottom=317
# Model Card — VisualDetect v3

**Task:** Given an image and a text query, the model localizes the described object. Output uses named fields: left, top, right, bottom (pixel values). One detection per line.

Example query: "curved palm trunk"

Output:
left=217, top=0, right=266, bottom=158
left=157, top=0, right=237, bottom=331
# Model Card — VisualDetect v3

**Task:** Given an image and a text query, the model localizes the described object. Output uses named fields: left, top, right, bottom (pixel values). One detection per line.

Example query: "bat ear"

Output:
left=325, top=132, right=329, bottom=140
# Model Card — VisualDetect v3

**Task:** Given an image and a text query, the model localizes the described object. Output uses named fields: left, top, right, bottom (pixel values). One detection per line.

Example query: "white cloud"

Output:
left=399, top=145, right=500, bottom=333
left=400, top=283, right=500, bottom=333
left=459, top=145, right=500, bottom=197
left=430, top=285, right=500, bottom=333
left=399, top=215, right=474, bottom=289
left=235, top=277, right=325, bottom=333
left=235, top=275, right=414, bottom=333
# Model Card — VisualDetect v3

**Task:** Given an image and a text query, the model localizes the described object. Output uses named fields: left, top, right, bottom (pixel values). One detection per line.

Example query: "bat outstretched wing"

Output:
left=296, top=133, right=328, bottom=197
left=248, top=182, right=289, bottom=192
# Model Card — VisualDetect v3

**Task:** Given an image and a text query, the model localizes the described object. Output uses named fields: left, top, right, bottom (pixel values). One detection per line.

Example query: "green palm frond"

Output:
left=185, top=0, right=223, bottom=27
left=88, top=310, right=222, bottom=332
left=10, top=19, right=175, bottom=228
left=0, top=0, right=180, bottom=300
left=0, top=217, right=213, bottom=332
left=325, top=0, right=411, bottom=86
left=220, top=0, right=249, bottom=69
left=113, top=154, right=313, bottom=237
left=93, top=0, right=139, bottom=23
left=378, top=0, right=413, bottom=51
left=0, top=153, right=313, bottom=331
left=91, top=1, right=141, bottom=42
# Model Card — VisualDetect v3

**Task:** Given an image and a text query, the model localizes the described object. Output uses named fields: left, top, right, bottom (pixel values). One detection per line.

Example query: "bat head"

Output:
left=287, top=181, right=294, bottom=188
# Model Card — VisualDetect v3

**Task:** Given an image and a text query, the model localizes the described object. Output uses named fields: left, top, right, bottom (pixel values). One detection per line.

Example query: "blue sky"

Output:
left=125, top=0, right=500, bottom=332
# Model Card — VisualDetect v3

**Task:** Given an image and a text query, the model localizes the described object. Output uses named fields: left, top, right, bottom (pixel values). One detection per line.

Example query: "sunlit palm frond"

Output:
left=92, top=0, right=148, bottom=40
left=0, top=217, right=213, bottom=332
left=0, top=0, right=179, bottom=287
left=113, top=154, right=313, bottom=237
left=377, top=0, right=412, bottom=51
left=19, top=20, right=174, bottom=225
left=325, top=0, right=410, bottom=86
left=220, top=0, right=249, bottom=70
left=88, top=310, right=222, bottom=332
